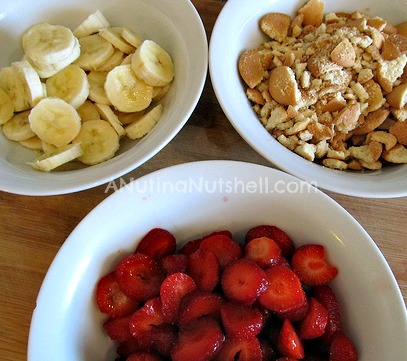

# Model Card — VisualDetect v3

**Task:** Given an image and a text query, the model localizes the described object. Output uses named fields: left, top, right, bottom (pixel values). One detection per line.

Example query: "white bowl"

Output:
left=0, top=0, right=207, bottom=195
left=209, top=0, right=407, bottom=198
left=28, top=160, right=406, bottom=360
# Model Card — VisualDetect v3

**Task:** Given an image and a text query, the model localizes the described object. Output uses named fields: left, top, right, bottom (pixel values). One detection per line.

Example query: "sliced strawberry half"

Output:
left=96, top=272, right=139, bottom=318
left=277, top=319, right=305, bottom=359
left=291, top=244, right=338, bottom=286
left=115, top=253, right=165, bottom=302
left=199, top=233, right=242, bottom=268
left=213, top=336, right=263, bottom=361
left=128, top=297, right=166, bottom=348
left=221, top=259, right=268, bottom=306
left=329, top=332, right=358, bottom=361
left=258, top=265, right=307, bottom=314
left=135, top=228, right=176, bottom=260
left=126, top=352, right=164, bottom=361
left=313, top=285, right=342, bottom=344
left=178, top=290, right=224, bottom=328
left=178, top=238, right=202, bottom=255
left=170, top=317, right=225, bottom=361
left=244, top=236, right=284, bottom=268
left=160, top=272, right=197, bottom=323
left=103, top=315, right=133, bottom=342
left=220, top=302, right=264, bottom=339
left=245, top=225, right=294, bottom=257
left=160, top=254, right=187, bottom=276
left=299, top=297, right=329, bottom=339
left=187, top=248, right=221, bottom=292
left=202, top=230, right=233, bottom=240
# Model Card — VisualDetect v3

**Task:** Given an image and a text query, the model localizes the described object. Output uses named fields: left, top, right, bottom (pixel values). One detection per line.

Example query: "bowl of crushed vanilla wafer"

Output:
left=0, top=0, right=207, bottom=195
left=210, top=0, right=407, bottom=197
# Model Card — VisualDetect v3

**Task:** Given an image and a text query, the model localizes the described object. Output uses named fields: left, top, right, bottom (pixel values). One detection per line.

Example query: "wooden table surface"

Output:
left=0, top=1, right=406, bottom=359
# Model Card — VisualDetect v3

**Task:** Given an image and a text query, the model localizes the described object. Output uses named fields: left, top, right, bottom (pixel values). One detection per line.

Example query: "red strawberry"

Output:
left=258, top=265, right=307, bottom=314
left=202, top=230, right=233, bottom=240
left=96, top=272, right=139, bottom=318
left=115, top=253, right=165, bottom=302
left=245, top=225, right=294, bottom=257
left=187, top=248, right=221, bottom=292
left=135, top=228, right=176, bottom=260
left=199, top=233, right=242, bottom=268
left=278, top=295, right=309, bottom=322
left=277, top=319, right=304, bottom=359
left=160, top=254, right=187, bottom=275
left=221, top=259, right=268, bottom=306
left=116, top=339, right=147, bottom=358
left=244, top=236, right=284, bottom=268
left=313, top=285, right=342, bottom=344
left=149, top=324, right=178, bottom=357
left=128, top=297, right=166, bottom=348
left=103, top=315, right=133, bottom=342
left=178, top=290, right=224, bottom=328
left=329, top=332, right=358, bottom=361
left=178, top=238, right=202, bottom=255
left=170, top=317, right=225, bottom=361
left=220, top=302, right=264, bottom=339
left=299, top=297, right=329, bottom=339
left=160, top=272, right=197, bottom=323
left=214, top=336, right=263, bottom=361
left=126, top=352, right=164, bottom=361
left=291, top=244, right=338, bottom=286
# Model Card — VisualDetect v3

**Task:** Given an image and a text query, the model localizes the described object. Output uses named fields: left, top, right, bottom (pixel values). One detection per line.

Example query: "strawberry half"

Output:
left=171, top=317, right=225, bottom=361
left=291, top=244, right=338, bottom=286
left=214, top=336, right=263, bottom=361
left=244, top=236, right=284, bottom=268
left=160, top=253, right=187, bottom=276
left=160, top=272, right=197, bottom=323
left=258, top=265, right=307, bottom=314
left=135, top=228, right=176, bottom=260
left=187, top=248, right=221, bottom=292
left=178, top=290, right=224, bottom=328
left=199, top=233, right=242, bottom=268
left=313, top=285, right=342, bottom=344
left=103, top=315, right=133, bottom=342
left=126, top=352, right=164, bottom=361
left=299, top=297, right=329, bottom=339
left=245, top=225, right=294, bottom=257
left=178, top=238, right=202, bottom=255
left=220, top=302, right=264, bottom=339
left=221, top=259, right=268, bottom=306
left=277, top=319, right=304, bottom=359
left=329, top=332, right=358, bottom=361
left=115, top=253, right=165, bottom=302
left=96, top=272, right=139, bottom=318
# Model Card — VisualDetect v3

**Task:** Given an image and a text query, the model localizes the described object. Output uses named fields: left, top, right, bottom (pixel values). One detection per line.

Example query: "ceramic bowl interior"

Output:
left=209, top=0, right=407, bottom=197
left=0, top=0, right=207, bottom=195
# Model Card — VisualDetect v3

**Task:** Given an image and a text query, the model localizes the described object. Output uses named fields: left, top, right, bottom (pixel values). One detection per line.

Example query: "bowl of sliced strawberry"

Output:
left=28, top=161, right=407, bottom=361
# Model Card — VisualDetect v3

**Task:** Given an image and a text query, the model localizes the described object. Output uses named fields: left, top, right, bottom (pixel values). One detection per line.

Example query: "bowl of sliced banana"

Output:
left=0, top=0, right=207, bottom=195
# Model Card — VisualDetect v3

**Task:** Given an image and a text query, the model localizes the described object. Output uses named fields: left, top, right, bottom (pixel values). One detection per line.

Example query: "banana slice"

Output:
left=46, top=64, right=90, bottom=109
left=77, top=100, right=101, bottom=122
left=28, top=97, right=81, bottom=147
left=94, top=103, right=126, bottom=137
left=99, top=27, right=135, bottom=54
left=2, top=110, right=36, bottom=141
left=121, top=27, right=144, bottom=49
left=152, top=84, right=170, bottom=102
left=22, top=23, right=77, bottom=65
left=116, top=110, right=145, bottom=125
left=72, top=119, right=119, bottom=165
left=105, top=64, right=153, bottom=112
left=125, top=103, right=163, bottom=139
left=0, top=66, right=30, bottom=112
left=96, top=49, right=125, bottom=72
left=12, top=59, right=45, bottom=107
left=131, top=39, right=175, bottom=87
left=19, top=136, right=43, bottom=151
left=28, top=143, right=83, bottom=172
left=73, top=10, right=111, bottom=38
left=74, top=34, right=115, bottom=71
left=0, top=88, right=14, bottom=125
left=87, top=71, right=111, bottom=104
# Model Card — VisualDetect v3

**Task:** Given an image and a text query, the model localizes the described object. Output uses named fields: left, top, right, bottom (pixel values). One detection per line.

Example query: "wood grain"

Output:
left=0, top=1, right=405, bottom=360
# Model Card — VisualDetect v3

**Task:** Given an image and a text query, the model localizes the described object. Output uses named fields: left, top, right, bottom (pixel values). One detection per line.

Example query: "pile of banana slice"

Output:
left=0, top=10, right=175, bottom=172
